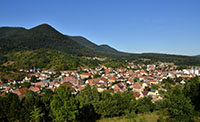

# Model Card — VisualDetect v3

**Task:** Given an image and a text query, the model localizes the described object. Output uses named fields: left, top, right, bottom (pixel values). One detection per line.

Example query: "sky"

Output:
left=0, top=0, right=200, bottom=56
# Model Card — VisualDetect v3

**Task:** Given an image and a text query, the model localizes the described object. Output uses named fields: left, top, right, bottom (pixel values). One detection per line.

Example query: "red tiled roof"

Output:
left=61, top=81, right=73, bottom=87
left=64, top=76, right=76, bottom=81
left=142, top=91, right=149, bottom=96
left=13, top=88, right=28, bottom=96
left=0, top=92, right=5, bottom=96
left=5, top=86, right=11, bottom=91
left=35, top=82, right=47, bottom=87
left=109, top=76, right=116, bottom=80
left=131, top=82, right=142, bottom=89
left=101, top=77, right=108, bottom=82
left=81, top=73, right=91, bottom=76
left=29, top=86, right=40, bottom=92
left=133, top=92, right=141, bottom=98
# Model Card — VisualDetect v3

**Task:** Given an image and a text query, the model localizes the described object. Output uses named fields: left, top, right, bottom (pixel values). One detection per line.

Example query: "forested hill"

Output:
left=69, top=36, right=118, bottom=54
left=0, top=24, right=97, bottom=56
left=0, top=24, right=200, bottom=67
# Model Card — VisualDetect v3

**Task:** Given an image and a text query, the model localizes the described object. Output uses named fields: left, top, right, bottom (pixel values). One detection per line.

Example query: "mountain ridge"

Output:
left=1, top=23, right=200, bottom=66
left=0, top=24, right=98, bottom=56
left=69, top=36, right=118, bottom=54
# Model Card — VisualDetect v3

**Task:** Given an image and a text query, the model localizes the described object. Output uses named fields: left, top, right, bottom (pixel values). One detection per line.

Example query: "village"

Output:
left=0, top=62, right=200, bottom=102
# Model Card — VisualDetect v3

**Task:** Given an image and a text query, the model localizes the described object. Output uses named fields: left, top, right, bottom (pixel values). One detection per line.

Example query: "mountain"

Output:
left=195, top=55, right=200, bottom=57
left=1, top=23, right=200, bottom=67
left=0, top=24, right=97, bottom=56
left=69, top=36, right=118, bottom=54
left=0, top=27, right=27, bottom=39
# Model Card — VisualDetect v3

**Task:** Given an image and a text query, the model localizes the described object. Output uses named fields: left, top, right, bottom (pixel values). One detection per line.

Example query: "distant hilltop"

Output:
left=1, top=24, right=200, bottom=66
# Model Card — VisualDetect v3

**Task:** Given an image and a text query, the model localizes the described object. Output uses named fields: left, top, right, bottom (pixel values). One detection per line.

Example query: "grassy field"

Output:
left=97, top=112, right=159, bottom=122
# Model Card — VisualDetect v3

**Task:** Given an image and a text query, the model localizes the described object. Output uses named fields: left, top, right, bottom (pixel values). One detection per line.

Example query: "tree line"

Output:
left=0, top=77, right=200, bottom=121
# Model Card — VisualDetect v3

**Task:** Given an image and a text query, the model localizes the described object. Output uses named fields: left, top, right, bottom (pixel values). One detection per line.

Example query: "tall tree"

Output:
left=30, top=106, right=45, bottom=122
left=50, top=85, right=79, bottom=122
left=77, top=84, right=100, bottom=121
left=41, top=89, right=53, bottom=121
left=166, top=85, right=194, bottom=122
left=20, top=90, right=41, bottom=121
left=0, top=93, right=21, bottom=121
left=184, top=76, right=200, bottom=111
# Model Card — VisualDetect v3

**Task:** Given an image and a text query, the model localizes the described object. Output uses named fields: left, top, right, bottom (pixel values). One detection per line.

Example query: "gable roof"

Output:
left=80, top=73, right=91, bottom=76
left=131, top=82, right=142, bottom=89
left=12, top=88, right=28, bottom=96
left=29, top=86, right=40, bottom=92
left=133, top=92, right=141, bottom=98
left=142, top=91, right=149, bottom=96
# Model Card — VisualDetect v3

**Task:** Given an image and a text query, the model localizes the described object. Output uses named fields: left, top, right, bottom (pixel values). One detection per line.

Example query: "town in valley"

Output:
left=1, top=60, right=199, bottom=102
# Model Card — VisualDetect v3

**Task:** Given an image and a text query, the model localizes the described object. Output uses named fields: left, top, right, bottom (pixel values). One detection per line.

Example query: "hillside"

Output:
left=2, top=49, right=101, bottom=70
left=69, top=36, right=118, bottom=54
left=0, top=27, right=27, bottom=39
left=0, top=24, right=200, bottom=67
left=0, top=24, right=97, bottom=57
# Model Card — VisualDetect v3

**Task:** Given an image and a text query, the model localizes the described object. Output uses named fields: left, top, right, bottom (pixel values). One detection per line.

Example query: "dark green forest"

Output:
left=0, top=24, right=200, bottom=71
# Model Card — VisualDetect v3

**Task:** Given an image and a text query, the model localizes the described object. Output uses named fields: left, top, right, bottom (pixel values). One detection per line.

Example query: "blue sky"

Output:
left=0, top=0, right=200, bottom=56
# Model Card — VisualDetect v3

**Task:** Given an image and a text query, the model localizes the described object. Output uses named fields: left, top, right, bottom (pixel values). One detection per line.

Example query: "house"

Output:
left=0, top=81, right=3, bottom=85
left=142, top=82, right=148, bottom=88
left=152, top=95, right=163, bottom=103
left=80, top=73, right=91, bottom=79
left=99, top=77, right=109, bottom=86
left=5, top=86, right=11, bottom=93
left=108, top=76, right=116, bottom=83
left=35, top=82, right=48, bottom=87
left=61, top=71, right=70, bottom=76
left=127, top=80, right=134, bottom=84
left=112, top=84, right=122, bottom=93
left=12, top=88, right=28, bottom=96
left=150, top=89, right=159, bottom=96
left=49, top=82, right=60, bottom=88
left=180, top=80, right=185, bottom=85
left=133, top=92, right=143, bottom=100
left=29, top=86, right=40, bottom=93
left=63, top=76, right=78, bottom=85
left=85, top=78, right=100, bottom=86
left=139, top=76, right=145, bottom=81
left=149, top=80, right=159, bottom=84
left=24, top=76, right=31, bottom=81
left=0, top=92, right=5, bottom=96
left=96, top=85, right=106, bottom=92
left=99, top=77, right=108, bottom=83
left=142, top=90, right=150, bottom=97
left=130, top=82, right=144, bottom=92
left=61, top=81, right=73, bottom=87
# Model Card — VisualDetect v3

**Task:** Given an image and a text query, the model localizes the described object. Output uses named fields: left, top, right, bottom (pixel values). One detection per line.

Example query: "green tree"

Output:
left=41, top=89, right=53, bottom=121
left=93, top=91, right=115, bottom=117
left=20, top=90, right=41, bottom=121
left=136, top=96, right=155, bottom=113
left=93, top=74, right=101, bottom=78
left=0, top=93, right=21, bottom=121
left=77, top=84, right=100, bottom=106
left=30, top=75, right=37, bottom=82
left=50, top=85, right=79, bottom=122
left=30, top=106, right=45, bottom=122
left=77, top=85, right=100, bottom=121
left=167, top=94, right=194, bottom=122
left=184, top=76, right=200, bottom=111
left=165, top=85, right=194, bottom=122
left=21, top=81, right=31, bottom=88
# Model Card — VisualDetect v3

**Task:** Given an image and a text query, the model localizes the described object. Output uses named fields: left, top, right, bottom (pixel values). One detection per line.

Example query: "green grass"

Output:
left=97, top=112, right=159, bottom=122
